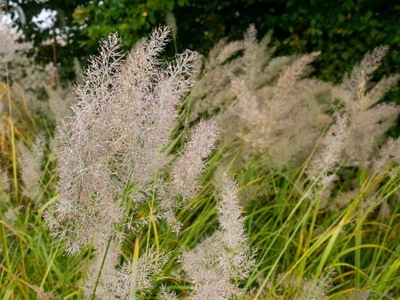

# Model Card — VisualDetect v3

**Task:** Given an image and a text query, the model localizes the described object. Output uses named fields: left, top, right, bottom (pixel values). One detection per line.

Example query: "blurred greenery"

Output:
left=6, top=0, right=400, bottom=104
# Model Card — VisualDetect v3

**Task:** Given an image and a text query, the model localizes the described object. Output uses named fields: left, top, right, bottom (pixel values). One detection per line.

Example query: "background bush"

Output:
left=8, top=0, right=400, bottom=91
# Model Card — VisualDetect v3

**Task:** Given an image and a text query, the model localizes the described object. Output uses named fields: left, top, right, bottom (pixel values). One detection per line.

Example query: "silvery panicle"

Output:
left=182, top=174, right=254, bottom=300
left=45, top=27, right=219, bottom=299
left=45, top=32, right=125, bottom=255
left=18, top=134, right=45, bottom=203
left=334, top=46, right=400, bottom=169
left=305, top=114, right=349, bottom=205
left=0, top=8, right=31, bottom=79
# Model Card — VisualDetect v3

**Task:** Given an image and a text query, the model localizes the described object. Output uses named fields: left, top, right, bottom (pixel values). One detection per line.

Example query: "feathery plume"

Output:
left=113, top=249, right=169, bottom=299
left=30, top=286, right=55, bottom=300
left=0, top=169, right=9, bottom=202
left=46, top=32, right=125, bottom=254
left=275, top=52, right=320, bottom=95
left=171, top=119, right=218, bottom=199
left=342, top=46, right=389, bottom=102
left=304, top=114, right=348, bottom=204
left=46, top=27, right=207, bottom=299
left=182, top=174, right=254, bottom=299
left=297, top=270, right=334, bottom=300
left=157, top=285, right=178, bottom=300
left=372, top=137, right=400, bottom=173
left=47, top=87, right=75, bottom=121
left=202, top=27, right=333, bottom=169
left=226, top=56, right=331, bottom=168
left=306, top=114, right=348, bottom=181
left=18, top=134, right=45, bottom=202
left=335, top=46, right=400, bottom=169
left=0, top=8, right=31, bottom=79
left=114, top=34, right=199, bottom=186
left=83, top=241, right=121, bottom=299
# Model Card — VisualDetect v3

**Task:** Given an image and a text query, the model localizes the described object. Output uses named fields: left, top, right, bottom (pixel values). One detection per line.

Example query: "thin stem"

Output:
left=0, top=211, right=11, bottom=271
left=90, top=236, right=113, bottom=300
left=130, top=235, right=140, bottom=300
left=5, top=64, right=18, bottom=201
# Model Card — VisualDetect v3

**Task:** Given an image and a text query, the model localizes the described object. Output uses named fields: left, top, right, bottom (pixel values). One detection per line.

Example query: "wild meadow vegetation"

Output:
left=1, top=9, right=400, bottom=300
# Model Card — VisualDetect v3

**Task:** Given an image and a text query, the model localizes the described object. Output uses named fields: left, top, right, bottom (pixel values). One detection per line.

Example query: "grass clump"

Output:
left=0, top=18, right=400, bottom=300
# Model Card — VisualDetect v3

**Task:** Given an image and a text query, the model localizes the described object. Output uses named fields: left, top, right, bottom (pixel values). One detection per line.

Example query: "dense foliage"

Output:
left=7, top=0, right=400, bottom=90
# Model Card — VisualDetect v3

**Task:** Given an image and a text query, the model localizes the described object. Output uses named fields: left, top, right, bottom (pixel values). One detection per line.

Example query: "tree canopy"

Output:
left=5, top=0, right=400, bottom=93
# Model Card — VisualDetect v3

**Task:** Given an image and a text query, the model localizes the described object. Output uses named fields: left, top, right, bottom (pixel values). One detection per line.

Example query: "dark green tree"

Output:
left=6, top=0, right=400, bottom=107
